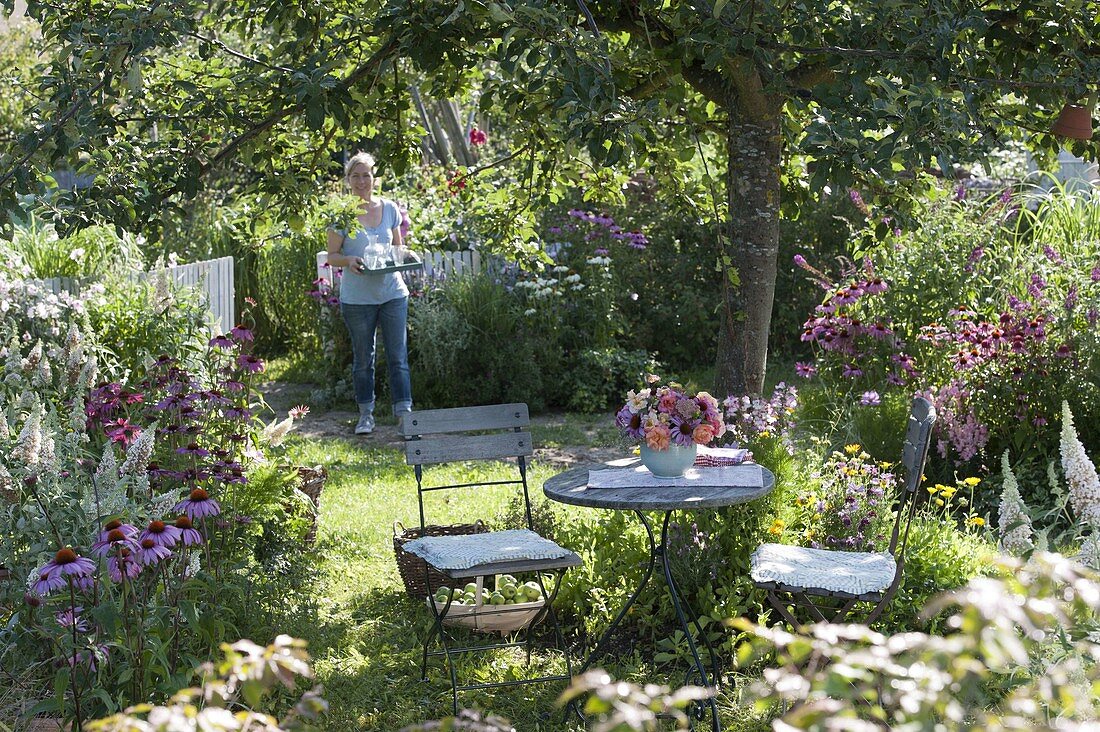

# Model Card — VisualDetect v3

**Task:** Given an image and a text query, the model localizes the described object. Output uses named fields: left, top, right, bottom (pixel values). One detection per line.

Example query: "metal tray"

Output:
left=363, top=252, right=424, bottom=274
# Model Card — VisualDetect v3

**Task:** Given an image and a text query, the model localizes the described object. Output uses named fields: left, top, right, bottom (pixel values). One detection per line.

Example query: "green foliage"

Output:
left=559, top=347, right=657, bottom=414
left=741, top=554, right=1100, bottom=729
left=408, top=275, right=546, bottom=410
left=88, top=274, right=212, bottom=380
left=0, top=212, right=143, bottom=280
left=86, top=636, right=326, bottom=732
left=255, top=227, right=327, bottom=355
left=799, top=185, right=1100, bottom=526
left=0, top=276, right=312, bottom=728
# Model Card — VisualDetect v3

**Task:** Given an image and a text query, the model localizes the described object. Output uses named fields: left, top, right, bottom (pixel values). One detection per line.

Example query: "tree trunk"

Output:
left=714, top=104, right=782, bottom=398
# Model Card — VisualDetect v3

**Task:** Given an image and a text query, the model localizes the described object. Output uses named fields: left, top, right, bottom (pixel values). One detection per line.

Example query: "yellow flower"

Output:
left=844, top=444, right=861, bottom=454
left=962, top=477, right=981, bottom=487
left=803, top=529, right=815, bottom=541
left=968, top=516, right=985, bottom=527
left=927, top=485, right=939, bottom=495
left=768, top=519, right=785, bottom=536
left=935, top=498, right=945, bottom=506
left=938, top=485, right=957, bottom=499
left=879, top=461, right=893, bottom=470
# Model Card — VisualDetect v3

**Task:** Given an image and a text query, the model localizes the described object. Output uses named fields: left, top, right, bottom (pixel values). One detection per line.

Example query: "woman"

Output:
left=326, top=151, right=413, bottom=434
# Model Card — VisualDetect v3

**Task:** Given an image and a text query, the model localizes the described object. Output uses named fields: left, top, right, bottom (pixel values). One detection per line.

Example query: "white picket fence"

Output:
left=36, top=256, right=236, bottom=333
left=314, top=249, right=484, bottom=285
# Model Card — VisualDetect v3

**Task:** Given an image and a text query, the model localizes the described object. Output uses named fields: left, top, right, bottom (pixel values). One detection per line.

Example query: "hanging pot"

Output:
left=1052, top=103, right=1094, bottom=140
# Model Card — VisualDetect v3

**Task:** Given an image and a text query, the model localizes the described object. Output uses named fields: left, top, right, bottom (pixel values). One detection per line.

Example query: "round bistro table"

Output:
left=543, top=458, right=776, bottom=732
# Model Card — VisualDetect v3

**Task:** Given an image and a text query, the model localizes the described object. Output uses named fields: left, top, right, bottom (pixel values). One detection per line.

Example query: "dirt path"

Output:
left=259, top=381, right=622, bottom=467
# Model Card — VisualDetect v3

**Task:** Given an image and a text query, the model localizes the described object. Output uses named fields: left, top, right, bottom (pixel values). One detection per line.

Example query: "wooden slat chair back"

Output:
left=401, top=403, right=537, bottom=530
left=750, top=396, right=936, bottom=628
left=400, top=403, right=580, bottom=716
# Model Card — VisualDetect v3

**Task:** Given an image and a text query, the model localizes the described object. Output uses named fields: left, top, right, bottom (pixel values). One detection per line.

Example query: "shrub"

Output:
left=561, top=347, right=659, bottom=414
left=742, top=553, right=1100, bottom=728
left=408, top=275, right=545, bottom=410
left=796, top=184, right=1100, bottom=523
left=0, top=212, right=143, bottom=279
left=0, top=282, right=311, bottom=728
left=255, top=227, right=327, bottom=355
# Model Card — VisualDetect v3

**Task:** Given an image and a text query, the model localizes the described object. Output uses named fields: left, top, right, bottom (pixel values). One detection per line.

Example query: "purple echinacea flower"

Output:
left=137, top=540, right=172, bottom=567
left=174, top=516, right=204, bottom=546
left=174, top=488, right=223, bottom=520
left=139, top=519, right=182, bottom=548
left=32, top=548, right=97, bottom=595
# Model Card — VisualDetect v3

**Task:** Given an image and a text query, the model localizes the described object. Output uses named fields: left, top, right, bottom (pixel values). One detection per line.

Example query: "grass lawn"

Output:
left=276, top=417, right=775, bottom=731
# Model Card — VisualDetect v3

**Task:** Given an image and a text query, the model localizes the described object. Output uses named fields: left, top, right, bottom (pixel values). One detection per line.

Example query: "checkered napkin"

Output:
left=694, top=445, right=752, bottom=467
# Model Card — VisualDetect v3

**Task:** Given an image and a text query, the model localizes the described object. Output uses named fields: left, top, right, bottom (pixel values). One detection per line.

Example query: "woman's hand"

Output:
left=350, top=256, right=366, bottom=273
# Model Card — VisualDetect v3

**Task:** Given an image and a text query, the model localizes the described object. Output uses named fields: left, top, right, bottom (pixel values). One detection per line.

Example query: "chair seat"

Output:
left=750, top=543, right=897, bottom=597
left=404, top=529, right=580, bottom=579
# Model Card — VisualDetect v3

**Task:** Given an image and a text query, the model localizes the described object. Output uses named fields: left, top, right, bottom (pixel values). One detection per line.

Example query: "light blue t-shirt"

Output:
left=336, top=198, right=409, bottom=305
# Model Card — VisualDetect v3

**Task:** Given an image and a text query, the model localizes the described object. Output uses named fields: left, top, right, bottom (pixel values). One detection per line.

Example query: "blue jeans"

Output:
left=340, top=298, right=412, bottom=415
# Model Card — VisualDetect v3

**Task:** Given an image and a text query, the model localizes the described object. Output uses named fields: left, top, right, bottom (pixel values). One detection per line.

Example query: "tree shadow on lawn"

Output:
left=296, top=585, right=584, bottom=731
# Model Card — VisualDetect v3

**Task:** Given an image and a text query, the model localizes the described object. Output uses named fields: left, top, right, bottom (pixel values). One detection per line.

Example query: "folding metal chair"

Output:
left=400, top=403, right=581, bottom=714
left=750, top=397, right=936, bottom=628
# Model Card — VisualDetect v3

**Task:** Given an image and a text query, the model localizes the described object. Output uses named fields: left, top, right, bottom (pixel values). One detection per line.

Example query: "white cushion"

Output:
left=750, top=543, right=897, bottom=596
left=403, top=529, right=572, bottom=570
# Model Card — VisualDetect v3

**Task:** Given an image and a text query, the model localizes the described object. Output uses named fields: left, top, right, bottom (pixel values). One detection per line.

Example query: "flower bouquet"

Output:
left=616, top=375, right=724, bottom=478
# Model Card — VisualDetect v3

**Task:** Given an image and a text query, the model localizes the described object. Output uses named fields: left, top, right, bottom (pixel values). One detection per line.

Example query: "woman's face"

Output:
left=347, top=163, right=375, bottom=198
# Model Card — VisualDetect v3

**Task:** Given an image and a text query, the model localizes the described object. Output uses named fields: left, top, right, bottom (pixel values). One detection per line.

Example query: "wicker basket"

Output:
left=296, top=465, right=327, bottom=545
left=393, top=519, right=489, bottom=600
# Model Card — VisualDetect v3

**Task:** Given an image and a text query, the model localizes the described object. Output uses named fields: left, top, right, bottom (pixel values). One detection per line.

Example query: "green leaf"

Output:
left=713, top=0, right=729, bottom=17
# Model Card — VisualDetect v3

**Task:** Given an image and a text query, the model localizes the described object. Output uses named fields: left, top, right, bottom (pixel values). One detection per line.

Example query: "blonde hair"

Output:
left=344, top=151, right=376, bottom=179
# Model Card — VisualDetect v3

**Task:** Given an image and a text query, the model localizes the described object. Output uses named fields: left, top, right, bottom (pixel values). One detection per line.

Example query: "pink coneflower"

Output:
left=860, top=391, right=882, bottom=407
left=91, top=522, right=139, bottom=556
left=670, top=416, right=699, bottom=447
left=289, top=404, right=310, bottom=419
left=176, top=443, right=210, bottom=457
left=224, top=406, right=252, bottom=420
left=104, top=418, right=142, bottom=447
left=616, top=406, right=645, bottom=440
left=795, top=362, right=817, bottom=379
left=229, top=324, right=254, bottom=342
left=222, top=380, right=246, bottom=392
left=237, top=354, right=265, bottom=373
left=174, top=516, right=204, bottom=546
left=139, top=519, right=182, bottom=548
left=33, top=548, right=97, bottom=595
left=842, top=364, right=863, bottom=378
left=174, top=488, right=222, bottom=520
left=107, top=548, right=141, bottom=582
left=208, top=334, right=235, bottom=349
left=137, top=539, right=172, bottom=567
left=468, top=127, right=487, bottom=145
left=56, top=606, right=90, bottom=632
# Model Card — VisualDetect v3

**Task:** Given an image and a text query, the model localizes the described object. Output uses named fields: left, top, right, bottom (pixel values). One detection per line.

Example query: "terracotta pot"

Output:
left=1052, top=103, right=1094, bottom=140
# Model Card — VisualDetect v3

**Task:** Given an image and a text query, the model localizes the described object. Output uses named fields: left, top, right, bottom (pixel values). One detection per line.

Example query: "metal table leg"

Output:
left=659, top=512, right=720, bottom=731
left=579, top=509, right=657, bottom=671
left=579, top=510, right=720, bottom=731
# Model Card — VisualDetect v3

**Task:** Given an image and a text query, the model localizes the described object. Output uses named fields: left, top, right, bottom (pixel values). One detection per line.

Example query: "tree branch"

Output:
left=157, top=37, right=400, bottom=200
left=185, top=31, right=296, bottom=74
left=0, top=75, right=111, bottom=191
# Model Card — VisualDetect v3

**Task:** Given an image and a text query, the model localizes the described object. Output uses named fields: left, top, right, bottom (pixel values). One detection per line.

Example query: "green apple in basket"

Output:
left=500, top=582, right=517, bottom=599
left=433, top=587, right=451, bottom=605
left=464, top=582, right=478, bottom=594
left=490, top=592, right=506, bottom=605
left=522, top=581, right=543, bottom=601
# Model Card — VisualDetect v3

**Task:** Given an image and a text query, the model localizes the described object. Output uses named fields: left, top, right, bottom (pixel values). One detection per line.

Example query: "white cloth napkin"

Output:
left=587, top=464, right=764, bottom=490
